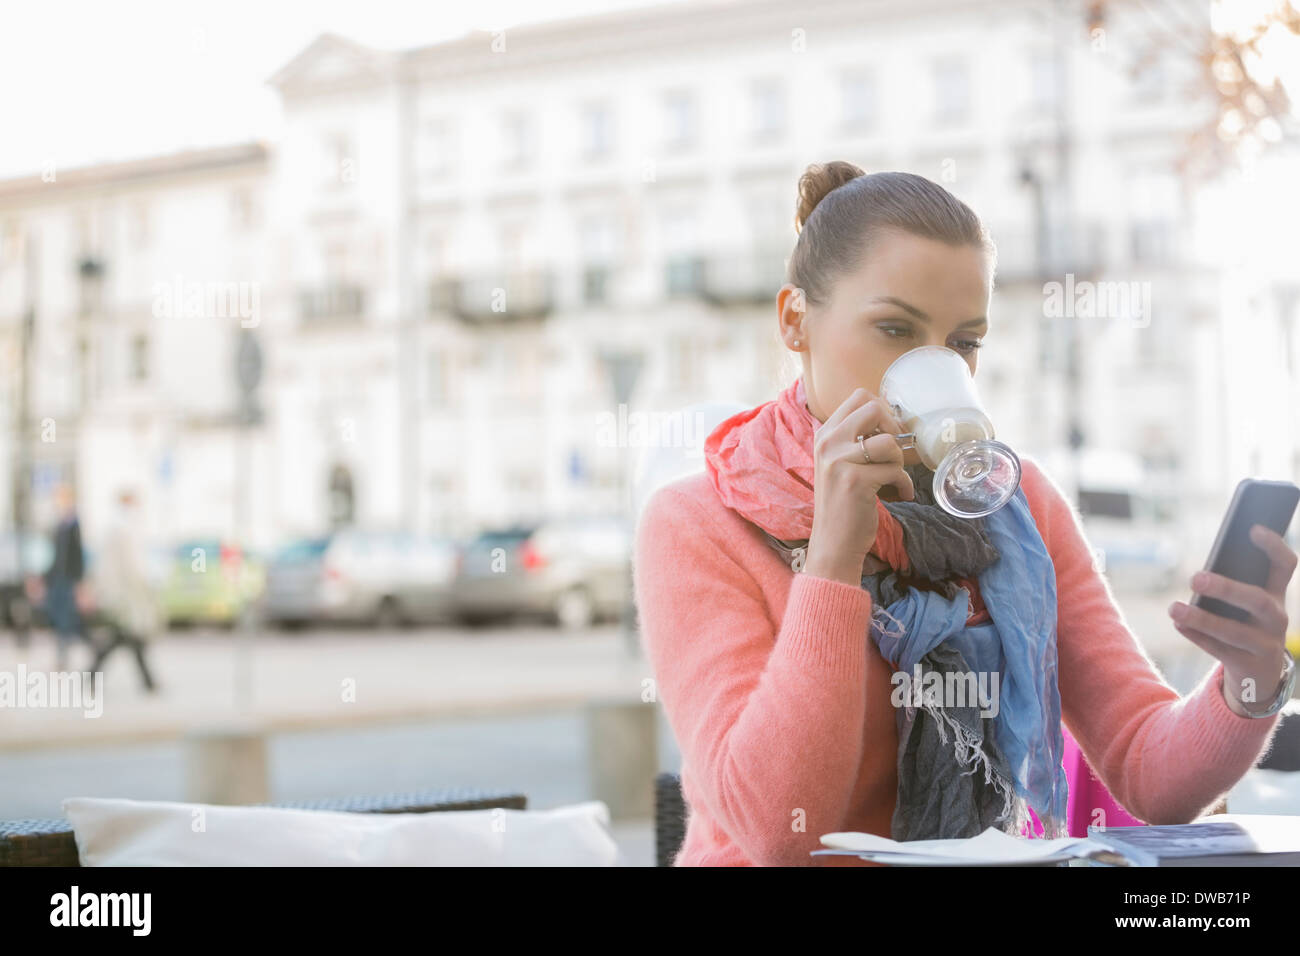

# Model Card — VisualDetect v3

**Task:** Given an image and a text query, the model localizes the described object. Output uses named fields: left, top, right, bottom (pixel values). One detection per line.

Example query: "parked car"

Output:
left=1036, top=447, right=1184, bottom=594
left=0, top=531, right=53, bottom=628
left=262, top=529, right=458, bottom=628
left=1076, top=486, right=1183, bottom=592
left=452, top=516, right=631, bottom=628
left=160, top=539, right=265, bottom=627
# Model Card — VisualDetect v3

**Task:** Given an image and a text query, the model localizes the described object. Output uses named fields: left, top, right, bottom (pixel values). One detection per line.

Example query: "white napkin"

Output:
left=816, top=827, right=1100, bottom=865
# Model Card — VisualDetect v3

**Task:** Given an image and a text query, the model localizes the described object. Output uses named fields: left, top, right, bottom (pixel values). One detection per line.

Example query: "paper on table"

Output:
left=818, top=827, right=1100, bottom=864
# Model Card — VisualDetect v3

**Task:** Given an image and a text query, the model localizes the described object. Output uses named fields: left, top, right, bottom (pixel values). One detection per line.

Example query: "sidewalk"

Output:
left=0, top=624, right=654, bottom=750
left=0, top=583, right=1219, bottom=750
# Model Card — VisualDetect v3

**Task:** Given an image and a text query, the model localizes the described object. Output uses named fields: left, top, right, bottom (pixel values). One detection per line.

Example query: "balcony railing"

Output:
left=989, top=224, right=1108, bottom=283
left=429, top=271, right=554, bottom=322
left=660, top=251, right=789, bottom=306
left=699, top=251, right=788, bottom=306
left=300, top=284, right=365, bottom=322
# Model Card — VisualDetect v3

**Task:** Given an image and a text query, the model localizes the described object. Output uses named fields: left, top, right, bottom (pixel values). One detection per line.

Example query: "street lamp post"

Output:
left=597, top=348, right=644, bottom=658
left=233, top=328, right=263, bottom=714
left=12, top=232, right=37, bottom=647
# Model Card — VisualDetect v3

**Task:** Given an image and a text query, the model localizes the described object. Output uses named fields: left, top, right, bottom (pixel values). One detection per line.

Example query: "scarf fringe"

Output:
left=871, top=604, right=906, bottom=644
left=918, top=694, right=1067, bottom=841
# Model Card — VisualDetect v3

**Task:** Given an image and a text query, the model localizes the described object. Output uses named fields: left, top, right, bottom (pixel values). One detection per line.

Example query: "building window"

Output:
left=426, top=233, right=448, bottom=277
left=422, top=117, right=458, bottom=179
left=580, top=102, right=613, bottom=160
left=325, top=241, right=349, bottom=282
left=427, top=349, right=449, bottom=408
left=499, top=222, right=527, bottom=272
left=1131, top=56, right=1165, bottom=104
left=75, top=209, right=94, bottom=254
left=668, top=334, right=699, bottom=390
left=933, top=58, right=970, bottom=124
left=230, top=188, right=258, bottom=231
left=662, top=90, right=696, bottom=150
left=0, top=218, right=20, bottom=267
left=427, top=233, right=454, bottom=312
left=662, top=206, right=702, bottom=297
left=1028, top=52, right=1060, bottom=115
left=320, top=132, right=354, bottom=188
left=500, top=111, right=533, bottom=169
left=665, top=256, right=705, bottom=296
left=130, top=201, right=150, bottom=248
left=583, top=266, right=610, bottom=304
left=129, top=333, right=149, bottom=382
left=1130, top=220, right=1173, bottom=264
left=750, top=78, right=785, bottom=141
left=579, top=214, right=617, bottom=306
left=839, top=71, right=875, bottom=131
left=746, top=190, right=793, bottom=253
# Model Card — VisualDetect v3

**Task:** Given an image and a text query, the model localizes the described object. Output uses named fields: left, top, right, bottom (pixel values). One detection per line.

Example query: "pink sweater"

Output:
left=632, top=455, right=1284, bottom=866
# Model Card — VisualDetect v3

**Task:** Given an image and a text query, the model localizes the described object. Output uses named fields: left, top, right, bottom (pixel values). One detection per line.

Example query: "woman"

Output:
left=632, top=161, right=1296, bottom=867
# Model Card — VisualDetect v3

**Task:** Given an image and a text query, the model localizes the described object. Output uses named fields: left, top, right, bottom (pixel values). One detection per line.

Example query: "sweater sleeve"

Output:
left=633, top=481, right=875, bottom=865
left=1022, top=458, right=1283, bottom=825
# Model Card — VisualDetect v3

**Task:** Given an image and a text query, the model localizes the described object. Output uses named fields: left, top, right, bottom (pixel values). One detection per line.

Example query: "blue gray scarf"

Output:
left=763, top=461, right=1069, bottom=841
left=873, top=468, right=1066, bottom=842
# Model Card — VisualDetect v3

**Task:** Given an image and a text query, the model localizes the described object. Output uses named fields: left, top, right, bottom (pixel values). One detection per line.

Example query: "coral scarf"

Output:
left=703, top=377, right=989, bottom=623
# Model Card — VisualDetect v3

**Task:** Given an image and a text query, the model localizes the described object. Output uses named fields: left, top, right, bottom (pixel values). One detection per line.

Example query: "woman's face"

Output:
left=778, top=228, right=993, bottom=465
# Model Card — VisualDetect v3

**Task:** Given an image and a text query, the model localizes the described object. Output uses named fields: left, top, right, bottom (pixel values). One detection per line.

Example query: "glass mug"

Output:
left=874, top=345, right=1021, bottom=518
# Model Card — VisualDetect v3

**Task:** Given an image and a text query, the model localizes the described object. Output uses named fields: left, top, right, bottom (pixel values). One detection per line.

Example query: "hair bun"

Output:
left=795, top=161, right=866, bottom=234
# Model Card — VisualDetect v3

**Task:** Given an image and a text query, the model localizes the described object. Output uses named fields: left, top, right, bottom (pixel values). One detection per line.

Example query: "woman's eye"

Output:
left=882, top=325, right=982, bottom=354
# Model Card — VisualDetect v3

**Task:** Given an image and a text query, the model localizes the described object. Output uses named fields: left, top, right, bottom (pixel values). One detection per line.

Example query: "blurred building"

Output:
left=0, top=144, right=273, bottom=548
left=0, top=0, right=1291, bottom=553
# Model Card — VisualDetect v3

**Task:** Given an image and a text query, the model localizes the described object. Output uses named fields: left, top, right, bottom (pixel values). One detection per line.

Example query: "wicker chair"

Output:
left=1258, top=708, right=1300, bottom=771
left=654, top=772, right=686, bottom=867
left=0, top=787, right=526, bottom=866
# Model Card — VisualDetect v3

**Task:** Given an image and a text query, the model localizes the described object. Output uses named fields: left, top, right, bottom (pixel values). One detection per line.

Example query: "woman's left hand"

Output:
left=1168, top=524, right=1298, bottom=716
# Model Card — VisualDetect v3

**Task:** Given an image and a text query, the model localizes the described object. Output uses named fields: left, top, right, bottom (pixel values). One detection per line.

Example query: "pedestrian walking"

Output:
left=89, top=489, right=160, bottom=692
left=43, top=482, right=92, bottom=671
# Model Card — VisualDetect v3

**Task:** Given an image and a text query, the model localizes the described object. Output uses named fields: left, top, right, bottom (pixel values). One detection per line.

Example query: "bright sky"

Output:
left=0, top=0, right=682, bottom=179
left=3, top=0, right=1294, bottom=181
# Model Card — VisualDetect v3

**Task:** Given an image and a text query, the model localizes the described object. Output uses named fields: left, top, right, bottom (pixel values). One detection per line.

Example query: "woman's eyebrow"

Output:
left=864, top=296, right=988, bottom=329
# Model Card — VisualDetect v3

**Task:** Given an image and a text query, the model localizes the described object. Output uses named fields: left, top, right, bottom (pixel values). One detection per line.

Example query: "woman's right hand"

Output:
left=802, top=388, right=915, bottom=587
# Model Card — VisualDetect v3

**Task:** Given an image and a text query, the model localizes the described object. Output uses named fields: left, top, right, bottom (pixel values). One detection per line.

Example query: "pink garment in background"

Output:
left=1023, top=723, right=1145, bottom=838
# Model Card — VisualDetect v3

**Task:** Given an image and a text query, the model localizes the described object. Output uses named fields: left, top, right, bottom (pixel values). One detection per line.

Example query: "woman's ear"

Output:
left=777, top=283, right=808, bottom=351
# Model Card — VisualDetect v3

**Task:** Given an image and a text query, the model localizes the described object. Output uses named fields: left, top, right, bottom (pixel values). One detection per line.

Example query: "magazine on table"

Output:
left=812, top=814, right=1300, bottom=866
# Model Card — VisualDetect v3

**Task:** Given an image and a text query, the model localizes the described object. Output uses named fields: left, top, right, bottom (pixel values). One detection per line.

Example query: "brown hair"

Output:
left=789, top=161, right=995, bottom=307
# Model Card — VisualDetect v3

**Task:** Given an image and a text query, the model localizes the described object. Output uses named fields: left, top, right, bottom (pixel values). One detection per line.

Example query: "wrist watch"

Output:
left=1230, top=649, right=1296, bottom=719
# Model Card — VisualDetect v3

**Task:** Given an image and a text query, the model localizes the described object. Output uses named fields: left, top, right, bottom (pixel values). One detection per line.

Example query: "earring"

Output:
left=792, top=339, right=801, bottom=347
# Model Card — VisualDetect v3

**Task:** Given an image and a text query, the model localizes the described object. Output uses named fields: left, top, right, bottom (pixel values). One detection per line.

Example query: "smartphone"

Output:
left=1189, top=478, right=1300, bottom=623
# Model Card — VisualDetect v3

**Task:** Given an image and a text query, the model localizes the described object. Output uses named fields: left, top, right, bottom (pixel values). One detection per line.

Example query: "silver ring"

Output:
left=856, top=434, right=872, bottom=464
